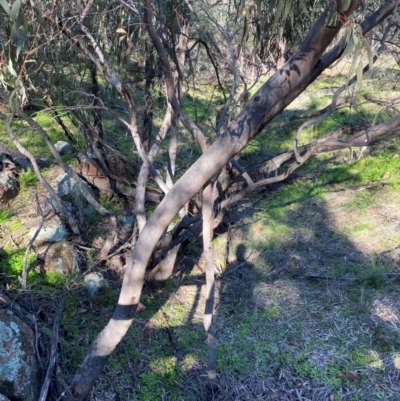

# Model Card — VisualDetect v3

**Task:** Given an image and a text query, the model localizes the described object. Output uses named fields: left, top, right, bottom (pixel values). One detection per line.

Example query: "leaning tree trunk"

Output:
left=68, top=1, right=369, bottom=397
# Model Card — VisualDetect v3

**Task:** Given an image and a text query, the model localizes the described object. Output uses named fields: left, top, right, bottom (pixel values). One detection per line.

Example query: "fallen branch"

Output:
left=20, top=192, right=54, bottom=289
left=39, top=293, right=66, bottom=401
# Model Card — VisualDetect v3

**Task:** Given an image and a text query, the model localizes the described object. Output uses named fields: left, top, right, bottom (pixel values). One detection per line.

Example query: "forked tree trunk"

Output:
left=69, top=1, right=398, bottom=397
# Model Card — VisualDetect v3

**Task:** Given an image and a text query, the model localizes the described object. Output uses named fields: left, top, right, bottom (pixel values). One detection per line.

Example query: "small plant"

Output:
left=0, top=209, right=10, bottom=224
left=9, top=218, right=22, bottom=231
left=99, top=196, right=124, bottom=215
left=0, top=248, right=37, bottom=284
left=19, top=167, right=39, bottom=188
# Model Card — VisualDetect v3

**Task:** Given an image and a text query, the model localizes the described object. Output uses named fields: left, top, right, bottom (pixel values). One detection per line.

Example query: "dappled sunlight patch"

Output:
left=248, top=219, right=292, bottom=249
left=371, top=297, right=400, bottom=326
left=392, top=353, right=400, bottom=369
left=252, top=279, right=301, bottom=312
left=148, top=355, right=180, bottom=375
left=323, top=189, right=400, bottom=257
left=366, top=350, right=384, bottom=370
left=163, top=283, right=207, bottom=325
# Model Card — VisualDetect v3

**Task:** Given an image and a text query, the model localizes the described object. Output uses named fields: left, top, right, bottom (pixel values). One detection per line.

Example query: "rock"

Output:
left=84, top=272, right=107, bottom=296
left=0, top=393, right=11, bottom=401
left=54, top=141, right=74, bottom=155
left=0, top=170, right=19, bottom=204
left=11, top=156, right=30, bottom=170
left=41, top=242, right=81, bottom=274
left=29, top=223, right=68, bottom=244
left=77, top=152, right=131, bottom=197
left=36, top=158, right=53, bottom=168
left=0, top=310, right=40, bottom=401
left=121, top=215, right=134, bottom=226
left=28, top=193, right=69, bottom=244
left=48, top=173, right=96, bottom=228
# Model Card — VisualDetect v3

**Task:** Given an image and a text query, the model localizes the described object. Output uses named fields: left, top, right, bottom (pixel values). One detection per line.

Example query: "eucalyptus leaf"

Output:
left=8, top=59, right=18, bottom=77
left=11, top=0, right=21, bottom=22
left=341, top=0, right=351, bottom=11
left=16, top=27, right=28, bottom=60
left=283, top=0, right=291, bottom=20
left=0, top=0, right=11, bottom=15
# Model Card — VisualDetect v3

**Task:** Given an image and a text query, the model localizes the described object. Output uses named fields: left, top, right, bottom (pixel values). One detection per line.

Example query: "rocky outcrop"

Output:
left=84, top=272, right=107, bottom=296
left=77, top=152, right=160, bottom=203
left=0, top=310, right=40, bottom=401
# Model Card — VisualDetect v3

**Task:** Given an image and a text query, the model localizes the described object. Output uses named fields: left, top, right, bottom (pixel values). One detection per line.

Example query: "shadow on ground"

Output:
left=57, top=178, right=400, bottom=401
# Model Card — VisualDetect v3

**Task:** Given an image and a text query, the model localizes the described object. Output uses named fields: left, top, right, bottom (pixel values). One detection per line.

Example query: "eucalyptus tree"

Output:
left=0, top=0, right=399, bottom=398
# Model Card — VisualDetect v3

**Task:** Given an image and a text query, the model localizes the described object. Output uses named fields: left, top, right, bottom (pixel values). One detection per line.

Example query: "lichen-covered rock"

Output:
left=0, top=170, right=19, bottom=204
left=48, top=173, right=96, bottom=228
left=29, top=222, right=68, bottom=244
left=42, top=241, right=81, bottom=274
left=0, top=310, right=40, bottom=401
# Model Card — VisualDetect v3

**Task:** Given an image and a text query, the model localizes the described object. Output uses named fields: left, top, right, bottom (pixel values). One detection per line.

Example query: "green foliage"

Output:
left=45, top=271, right=69, bottom=287
left=0, top=209, right=11, bottom=224
left=18, top=167, right=38, bottom=188
left=0, top=247, right=36, bottom=283
left=99, top=196, right=124, bottom=215
left=0, top=247, right=73, bottom=287
left=9, top=218, right=22, bottom=230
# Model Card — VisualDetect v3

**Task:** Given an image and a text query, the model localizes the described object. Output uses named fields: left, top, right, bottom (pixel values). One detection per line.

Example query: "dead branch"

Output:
left=21, top=192, right=54, bottom=289
left=219, top=115, right=400, bottom=210
left=38, top=292, right=66, bottom=401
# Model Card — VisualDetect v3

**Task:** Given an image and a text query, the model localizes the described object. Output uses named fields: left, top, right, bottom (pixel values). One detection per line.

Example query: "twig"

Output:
left=20, top=192, right=53, bottom=289
left=55, top=376, right=74, bottom=401
left=158, top=310, right=184, bottom=363
left=38, top=292, right=66, bottom=401
left=9, top=235, right=18, bottom=248
left=32, top=313, right=44, bottom=369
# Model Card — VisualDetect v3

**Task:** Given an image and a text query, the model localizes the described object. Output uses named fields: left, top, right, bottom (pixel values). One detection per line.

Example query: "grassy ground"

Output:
left=1, top=57, right=400, bottom=400
left=55, top=59, right=400, bottom=400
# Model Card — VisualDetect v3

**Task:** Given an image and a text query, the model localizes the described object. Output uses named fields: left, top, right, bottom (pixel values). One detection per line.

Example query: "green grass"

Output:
left=0, top=248, right=37, bottom=283
left=0, top=209, right=11, bottom=224
left=1, top=54, right=400, bottom=401
left=0, top=245, right=76, bottom=288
